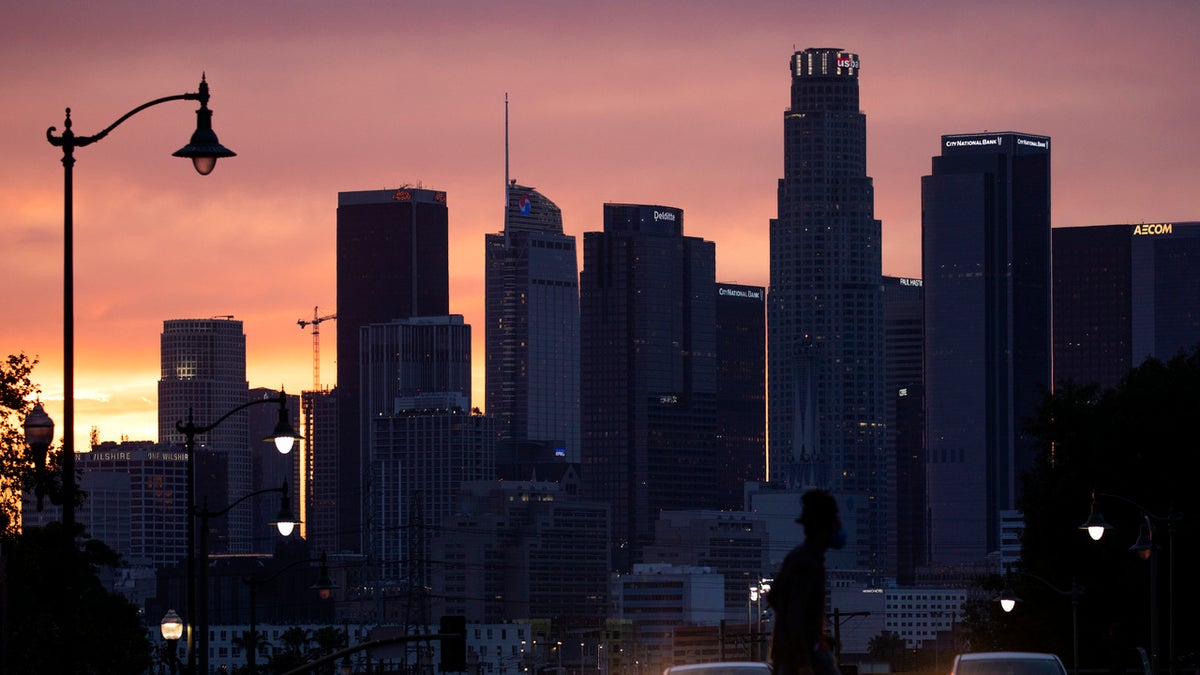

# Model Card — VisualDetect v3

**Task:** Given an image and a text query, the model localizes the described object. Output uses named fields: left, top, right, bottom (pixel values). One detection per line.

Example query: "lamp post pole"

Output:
left=178, top=390, right=301, bottom=674
left=243, top=553, right=334, bottom=674
left=45, top=75, right=236, bottom=538
left=195, top=483, right=298, bottom=675
left=998, top=571, right=1083, bottom=675
left=1080, top=491, right=1181, bottom=675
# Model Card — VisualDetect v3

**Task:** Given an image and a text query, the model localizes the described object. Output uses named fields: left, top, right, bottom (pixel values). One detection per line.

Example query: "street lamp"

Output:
left=161, top=609, right=184, bottom=675
left=22, top=401, right=55, bottom=510
left=195, top=482, right=298, bottom=675
left=177, top=389, right=301, bottom=675
left=243, top=552, right=335, bottom=673
left=1078, top=491, right=1181, bottom=675
left=997, top=571, right=1083, bottom=675
left=45, top=74, right=236, bottom=539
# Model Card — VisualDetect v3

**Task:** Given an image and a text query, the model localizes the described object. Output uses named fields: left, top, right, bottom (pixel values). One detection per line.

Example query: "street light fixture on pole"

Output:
left=177, top=389, right=302, bottom=675
left=196, top=482, right=298, bottom=675
left=161, top=609, right=185, bottom=675
left=45, top=74, right=236, bottom=539
left=997, top=571, right=1084, bottom=675
left=1079, top=491, right=1182, bottom=675
left=243, top=552, right=335, bottom=674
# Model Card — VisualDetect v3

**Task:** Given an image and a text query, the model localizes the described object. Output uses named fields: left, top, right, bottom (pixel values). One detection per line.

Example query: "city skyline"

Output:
left=4, top=1, right=1199, bottom=450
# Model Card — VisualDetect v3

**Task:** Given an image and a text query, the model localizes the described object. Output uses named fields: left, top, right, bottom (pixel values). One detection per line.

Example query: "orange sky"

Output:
left=4, top=0, right=1199, bottom=451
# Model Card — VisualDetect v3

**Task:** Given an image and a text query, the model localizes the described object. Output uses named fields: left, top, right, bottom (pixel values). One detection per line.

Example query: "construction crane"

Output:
left=297, top=306, right=337, bottom=391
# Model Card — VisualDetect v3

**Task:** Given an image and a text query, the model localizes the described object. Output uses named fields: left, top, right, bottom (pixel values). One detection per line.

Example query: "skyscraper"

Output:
left=485, top=182, right=580, bottom=462
left=580, top=203, right=717, bottom=571
left=714, top=283, right=766, bottom=510
left=336, top=187, right=449, bottom=553
left=767, top=48, right=887, bottom=574
left=158, top=317, right=251, bottom=553
left=1053, top=221, right=1200, bottom=390
left=359, top=316, right=490, bottom=585
left=883, top=276, right=924, bottom=583
left=922, top=132, right=1051, bottom=566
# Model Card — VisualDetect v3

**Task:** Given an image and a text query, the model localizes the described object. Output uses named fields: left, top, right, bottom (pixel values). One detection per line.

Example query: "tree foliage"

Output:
left=0, top=353, right=41, bottom=537
left=1015, top=348, right=1200, bottom=672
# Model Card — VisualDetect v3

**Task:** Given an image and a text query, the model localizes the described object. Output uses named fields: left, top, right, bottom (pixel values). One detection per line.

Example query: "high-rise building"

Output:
left=714, top=283, right=766, bottom=509
left=485, top=182, right=580, bottom=463
left=922, top=132, right=1051, bottom=566
left=336, top=187, right=449, bottom=553
left=1053, top=221, right=1200, bottom=389
left=767, top=48, right=887, bottom=575
left=302, top=389, right=338, bottom=553
left=158, top=317, right=252, bottom=553
left=883, top=276, right=924, bottom=584
left=580, top=203, right=717, bottom=571
left=360, top=315, right=484, bottom=584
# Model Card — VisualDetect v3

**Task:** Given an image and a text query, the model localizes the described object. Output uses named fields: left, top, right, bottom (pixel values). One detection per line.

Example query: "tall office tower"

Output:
left=360, top=316, right=489, bottom=584
left=158, top=317, right=252, bottom=553
left=714, top=283, right=766, bottom=510
left=302, top=389, right=338, bottom=553
left=73, top=441, right=188, bottom=567
left=1054, top=222, right=1200, bottom=390
left=580, top=203, right=717, bottom=571
left=883, top=276, right=924, bottom=584
left=922, top=132, right=1051, bottom=566
left=767, top=48, right=887, bottom=574
left=485, top=182, right=580, bottom=462
left=336, top=187, right=449, bottom=553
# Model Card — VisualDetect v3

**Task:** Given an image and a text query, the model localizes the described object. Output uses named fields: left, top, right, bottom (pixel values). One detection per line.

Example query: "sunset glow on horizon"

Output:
left=4, top=1, right=1198, bottom=451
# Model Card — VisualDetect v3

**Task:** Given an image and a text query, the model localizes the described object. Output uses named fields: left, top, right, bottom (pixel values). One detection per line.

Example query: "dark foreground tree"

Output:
left=1017, top=348, right=1199, bottom=673
left=3, top=522, right=153, bottom=674
left=1, top=353, right=152, bottom=673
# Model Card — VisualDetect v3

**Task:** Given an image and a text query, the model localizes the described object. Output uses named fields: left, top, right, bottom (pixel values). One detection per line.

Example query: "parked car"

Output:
left=951, top=652, right=1068, bottom=675
left=663, top=662, right=772, bottom=675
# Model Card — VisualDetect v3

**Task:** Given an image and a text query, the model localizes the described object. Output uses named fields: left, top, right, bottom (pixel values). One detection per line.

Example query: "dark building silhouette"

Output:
left=1053, top=221, right=1200, bottom=389
left=767, top=47, right=888, bottom=575
left=714, top=283, right=766, bottom=509
left=883, top=276, right=924, bottom=584
left=302, top=389, right=338, bottom=554
left=580, top=203, right=717, bottom=571
left=335, top=187, right=449, bottom=553
left=922, top=132, right=1051, bottom=565
left=485, top=182, right=580, bottom=463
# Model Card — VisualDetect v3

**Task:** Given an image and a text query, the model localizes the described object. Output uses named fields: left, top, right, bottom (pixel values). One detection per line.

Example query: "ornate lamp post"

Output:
left=177, top=390, right=302, bottom=674
left=22, top=402, right=55, bottom=510
left=161, top=609, right=184, bottom=675
left=1079, top=491, right=1182, bottom=675
left=45, top=75, right=235, bottom=537
left=997, top=571, right=1084, bottom=675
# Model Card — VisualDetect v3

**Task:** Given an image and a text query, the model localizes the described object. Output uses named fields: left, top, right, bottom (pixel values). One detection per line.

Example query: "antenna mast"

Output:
left=504, top=92, right=510, bottom=241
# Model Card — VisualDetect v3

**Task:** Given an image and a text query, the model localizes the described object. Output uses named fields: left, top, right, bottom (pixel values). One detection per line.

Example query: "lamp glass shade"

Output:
left=161, top=609, right=185, bottom=641
left=23, top=402, right=55, bottom=448
left=276, top=520, right=296, bottom=537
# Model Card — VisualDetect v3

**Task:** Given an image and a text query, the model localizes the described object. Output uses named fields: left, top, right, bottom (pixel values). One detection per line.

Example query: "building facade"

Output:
left=922, top=132, right=1052, bottom=565
left=485, top=182, right=580, bottom=462
left=883, top=276, right=924, bottom=584
left=767, top=48, right=887, bottom=575
left=715, top=283, right=766, bottom=510
left=580, top=204, right=718, bottom=571
left=1053, top=221, right=1200, bottom=389
left=336, top=187, right=450, bottom=553
left=158, top=317, right=252, bottom=553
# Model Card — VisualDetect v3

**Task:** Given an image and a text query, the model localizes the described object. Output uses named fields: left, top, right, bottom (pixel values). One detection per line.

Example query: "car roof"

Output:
left=957, top=653, right=1062, bottom=661
left=663, top=663, right=772, bottom=675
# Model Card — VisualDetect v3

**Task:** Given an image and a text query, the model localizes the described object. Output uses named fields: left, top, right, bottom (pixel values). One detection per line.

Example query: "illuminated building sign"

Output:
left=944, top=135, right=1049, bottom=151
left=718, top=286, right=764, bottom=299
left=1133, top=223, right=1173, bottom=236
left=837, top=54, right=860, bottom=69
left=899, top=278, right=923, bottom=287
left=653, top=210, right=677, bottom=222
left=393, top=189, right=412, bottom=201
